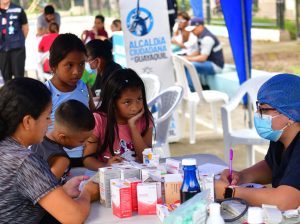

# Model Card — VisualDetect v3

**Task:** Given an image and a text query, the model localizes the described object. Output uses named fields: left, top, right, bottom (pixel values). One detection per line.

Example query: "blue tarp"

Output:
left=220, top=0, right=252, bottom=85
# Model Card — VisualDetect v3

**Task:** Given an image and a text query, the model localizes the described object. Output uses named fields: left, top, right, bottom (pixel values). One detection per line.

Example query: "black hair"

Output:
left=49, top=33, right=87, bottom=69
left=44, top=5, right=55, bottom=15
left=0, top=78, right=51, bottom=141
left=55, top=99, right=95, bottom=132
left=96, top=68, right=153, bottom=156
left=177, top=11, right=190, bottom=21
left=95, top=15, right=105, bottom=23
left=48, top=22, right=59, bottom=33
left=85, top=39, right=113, bottom=62
left=112, top=19, right=121, bottom=29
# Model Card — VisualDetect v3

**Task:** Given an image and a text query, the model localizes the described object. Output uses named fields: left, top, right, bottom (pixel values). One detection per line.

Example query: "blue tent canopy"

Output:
left=220, top=0, right=252, bottom=85
left=190, top=0, right=203, bottom=19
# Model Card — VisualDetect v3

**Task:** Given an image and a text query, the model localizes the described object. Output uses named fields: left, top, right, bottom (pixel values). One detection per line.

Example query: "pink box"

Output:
left=125, top=177, right=142, bottom=211
left=137, top=182, right=162, bottom=215
left=111, top=179, right=132, bottom=218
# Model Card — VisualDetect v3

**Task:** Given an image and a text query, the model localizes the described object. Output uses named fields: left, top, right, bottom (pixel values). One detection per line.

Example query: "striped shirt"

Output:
left=0, top=137, right=59, bottom=223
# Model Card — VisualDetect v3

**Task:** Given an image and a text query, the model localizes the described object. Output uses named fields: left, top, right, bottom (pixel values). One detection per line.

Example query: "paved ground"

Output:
left=169, top=103, right=268, bottom=171
left=24, top=16, right=300, bottom=171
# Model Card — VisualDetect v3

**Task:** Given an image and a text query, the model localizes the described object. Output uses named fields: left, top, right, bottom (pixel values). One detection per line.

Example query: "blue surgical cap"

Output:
left=257, top=73, right=300, bottom=122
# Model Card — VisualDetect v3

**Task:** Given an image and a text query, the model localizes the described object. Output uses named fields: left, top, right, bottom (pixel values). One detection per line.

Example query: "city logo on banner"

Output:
left=126, top=0, right=168, bottom=63
left=126, top=0, right=153, bottom=36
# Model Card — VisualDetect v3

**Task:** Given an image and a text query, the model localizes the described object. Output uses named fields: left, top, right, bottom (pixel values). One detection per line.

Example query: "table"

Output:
left=85, top=204, right=159, bottom=224
left=84, top=153, right=227, bottom=224
left=83, top=154, right=300, bottom=224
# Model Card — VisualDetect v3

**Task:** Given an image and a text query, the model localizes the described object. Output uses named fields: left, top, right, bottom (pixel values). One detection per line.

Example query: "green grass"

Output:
left=290, top=66, right=300, bottom=75
left=210, top=17, right=277, bottom=28
left=210, top=16, right=297, bottom=39
left=285, top=20, right=296, bottom=40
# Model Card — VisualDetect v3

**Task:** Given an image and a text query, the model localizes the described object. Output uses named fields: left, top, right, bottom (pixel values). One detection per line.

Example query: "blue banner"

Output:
left=220, top=0, right=252, bottom=85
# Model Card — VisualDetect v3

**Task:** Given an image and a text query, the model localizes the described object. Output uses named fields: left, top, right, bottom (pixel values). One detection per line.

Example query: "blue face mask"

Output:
left=254, top=112, right=287, bottom=142
left=85, top=62, right=97, bottom=74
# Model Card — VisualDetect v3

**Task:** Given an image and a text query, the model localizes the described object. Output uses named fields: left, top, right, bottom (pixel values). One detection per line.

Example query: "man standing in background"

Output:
left=36, top=5, right=60, bottom=37
left=0, top=0, right=29, bottom=82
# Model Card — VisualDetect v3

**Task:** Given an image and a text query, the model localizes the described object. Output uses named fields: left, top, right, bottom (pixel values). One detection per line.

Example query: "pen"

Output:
left=229, top=148, right=233, bottom=184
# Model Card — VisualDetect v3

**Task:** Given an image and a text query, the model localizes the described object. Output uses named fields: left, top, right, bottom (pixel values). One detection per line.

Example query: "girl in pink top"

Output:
left=83, top=68, right=154, bottom=170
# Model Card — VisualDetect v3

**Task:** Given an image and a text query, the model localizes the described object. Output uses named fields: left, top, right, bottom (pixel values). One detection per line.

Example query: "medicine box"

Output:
left=164, top=174, right=182, bottom=204
left=141, top=167, right=159, bottom=182
left=125, top=177, right=141, bottom=211
left=165, top=158, right=181, bottom=174
left=110, top=179, right=132, bottom=218
left=119, top=167, right=140, bottom=180
left=99, top=167, right=121, bottom=207
left=137, top=182, right=162, bottom=215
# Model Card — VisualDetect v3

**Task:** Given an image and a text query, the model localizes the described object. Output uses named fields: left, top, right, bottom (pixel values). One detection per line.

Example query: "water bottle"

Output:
left=206, top=203, right=225, bottom=224
left=180, top=158, right=201, bottom=203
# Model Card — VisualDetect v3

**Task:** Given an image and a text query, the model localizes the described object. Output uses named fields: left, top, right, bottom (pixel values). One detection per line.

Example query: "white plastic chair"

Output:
left=140, top=73, right=161, bottom=102
left=37, top=52, right=52, bottom=82
left=221, top=75, right=275, bottom=165
left=147, top=85, right=184, bottom=158
left=172, top=54, right=229, bottom=144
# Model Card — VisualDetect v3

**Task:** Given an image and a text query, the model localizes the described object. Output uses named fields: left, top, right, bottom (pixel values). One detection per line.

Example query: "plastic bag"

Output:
left=164, top=190, right=209, bottom=224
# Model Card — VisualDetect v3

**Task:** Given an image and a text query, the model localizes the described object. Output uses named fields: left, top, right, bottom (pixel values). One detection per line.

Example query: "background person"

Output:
left=215, top=74, right=300, bottom=211
left=0, top=77, right=98, bottom=223
left=38, top=22, right=59, bottom=73
left=36, top=5, right=60, bottom=37
left=110, top=19, right=122, bottom=32
left=185, top=17, right=224, bottom=90
left=0, top=0, right=28, bottom=83
left=85, top=39, right=122, bottom=97
left=171, top=11, right=191, bottom=49
left=167, top=0, right=178, bottom=36
left=171, top=11, right=199, bottom=56
left=109, top=19, right=122, bottom=46
left=81, top=15, right=108, bottom=44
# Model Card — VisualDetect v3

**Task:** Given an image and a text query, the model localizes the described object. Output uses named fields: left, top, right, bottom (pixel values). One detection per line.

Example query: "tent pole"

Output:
left=241, top=0, right=252, bottom=129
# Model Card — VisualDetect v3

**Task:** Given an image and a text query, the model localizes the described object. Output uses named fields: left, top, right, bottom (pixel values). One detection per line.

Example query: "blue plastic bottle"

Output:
left=180, top=158, right=201, bottom=203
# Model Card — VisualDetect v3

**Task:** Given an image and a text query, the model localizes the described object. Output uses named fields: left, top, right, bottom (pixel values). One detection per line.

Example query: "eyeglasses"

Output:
left=175, top=19, right=187, bottom=23
left=256, top=101, right=276, bottom=117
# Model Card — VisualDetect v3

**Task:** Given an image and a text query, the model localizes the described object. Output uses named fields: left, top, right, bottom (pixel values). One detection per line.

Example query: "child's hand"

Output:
left=107, top=156, right=123, bottom=166
left=128, top=108, right=144, bottom=127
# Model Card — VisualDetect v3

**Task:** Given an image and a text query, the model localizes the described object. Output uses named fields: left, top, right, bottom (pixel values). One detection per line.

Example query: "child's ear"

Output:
left=50, top=66, right=56, bottom=74
left=57, top=133, right=67, bottom=143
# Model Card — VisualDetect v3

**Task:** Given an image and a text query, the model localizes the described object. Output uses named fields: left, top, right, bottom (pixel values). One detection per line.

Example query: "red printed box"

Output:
left=125, top=177, right=142, bottom=211
left=137, top=182, right=162, bottom=215
left=111, top=179, right=132, bottom=218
